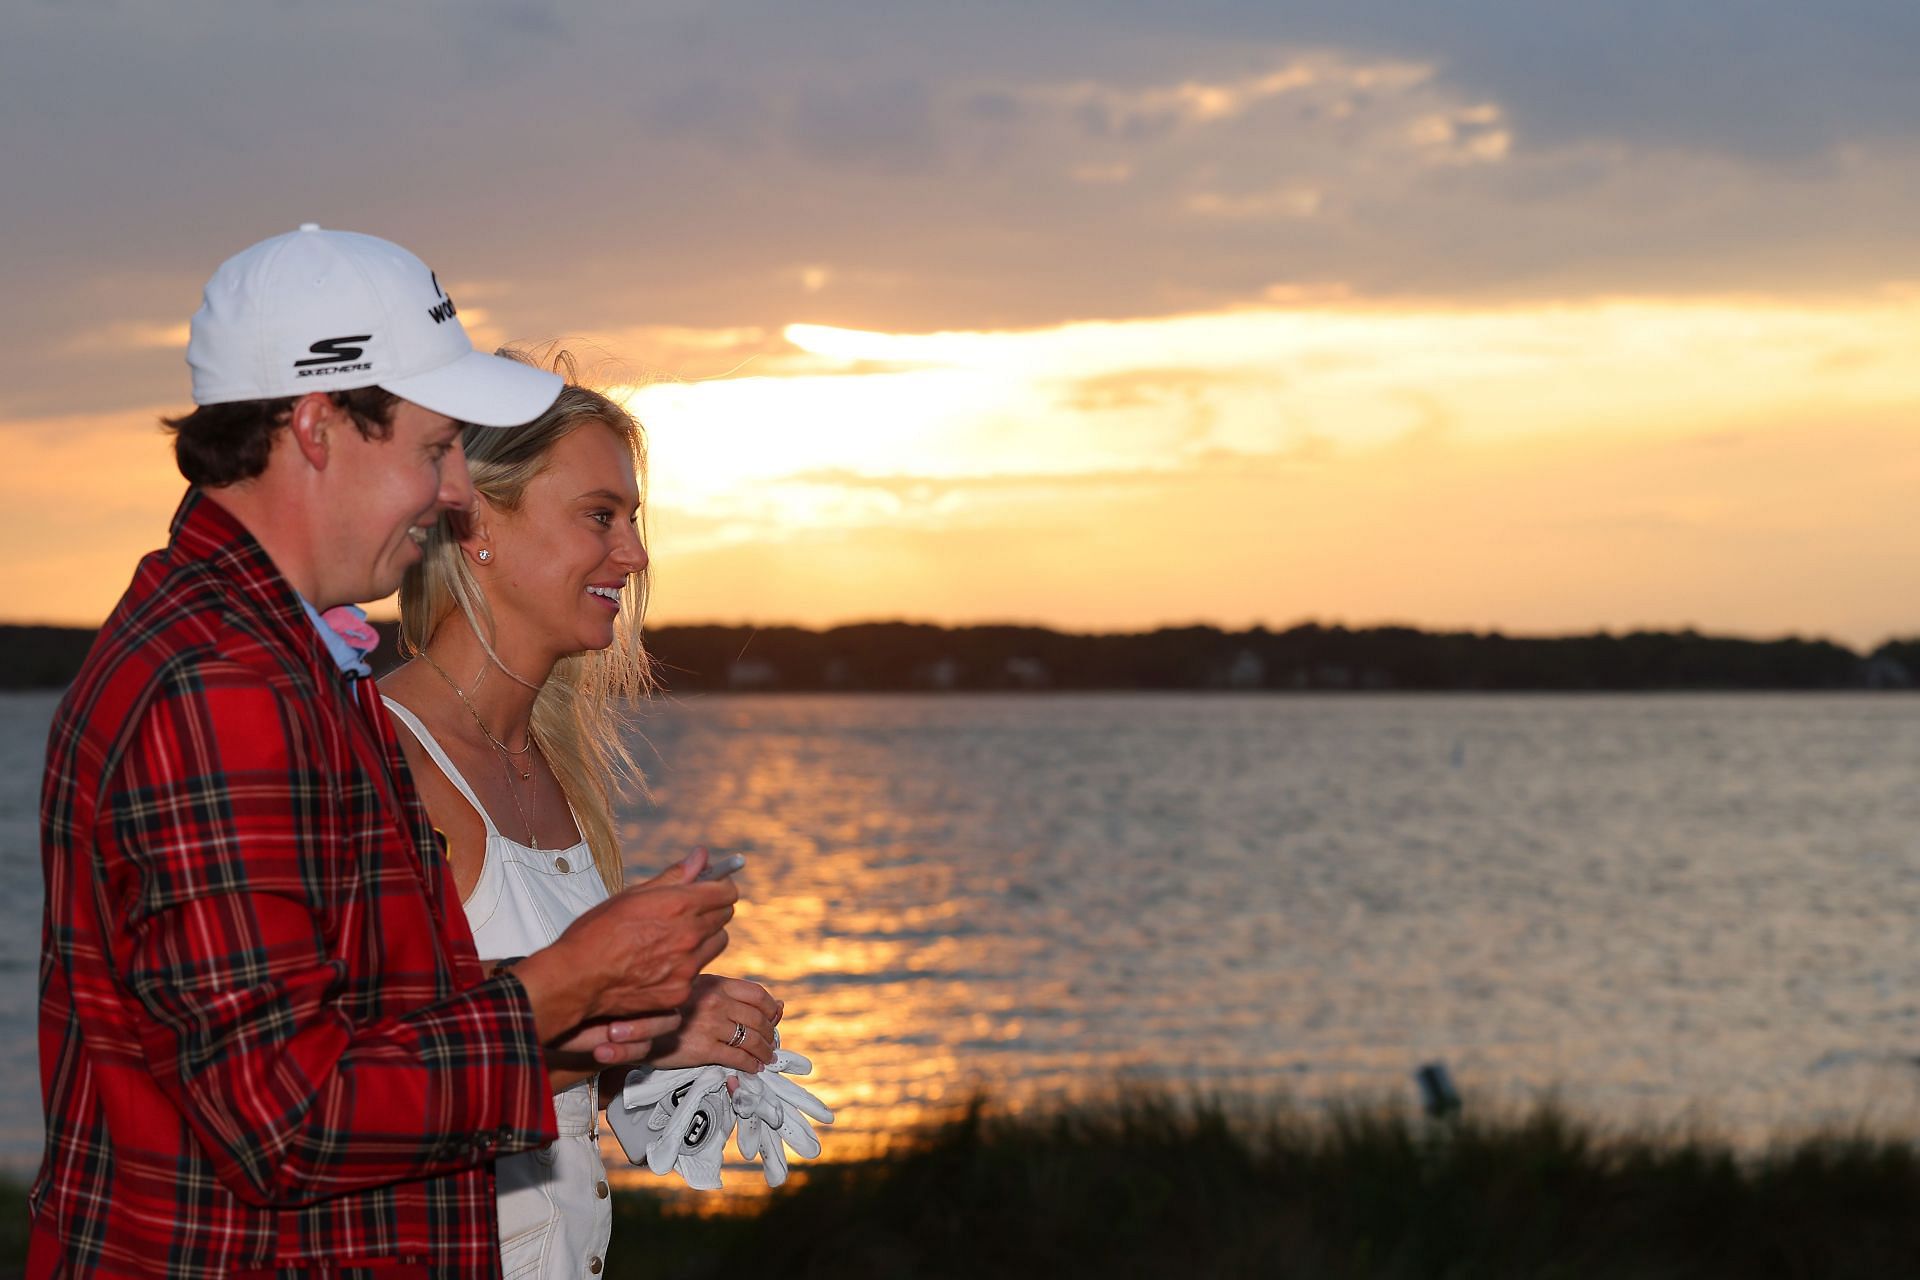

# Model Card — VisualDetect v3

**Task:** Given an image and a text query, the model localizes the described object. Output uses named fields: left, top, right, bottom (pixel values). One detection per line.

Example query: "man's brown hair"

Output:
left=163, top=387, right=403, bottom=487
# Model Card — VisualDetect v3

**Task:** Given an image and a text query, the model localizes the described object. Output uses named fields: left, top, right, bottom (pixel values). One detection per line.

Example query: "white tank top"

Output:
left=383, top=697, right=611, bottom=955
left=383, top=696, right=617, bottom=1278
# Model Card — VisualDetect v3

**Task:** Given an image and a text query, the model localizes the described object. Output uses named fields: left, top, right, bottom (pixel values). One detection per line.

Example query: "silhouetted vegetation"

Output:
left=636, top=622, right=1895, bottom=693
left=5, top=620, right=1917, bottom=693
left=11, top=1093, right=1920, bottom=1276
left=611, top=1091, right=1920, bottom=1278
left=0, top=627, right=110, bottom=691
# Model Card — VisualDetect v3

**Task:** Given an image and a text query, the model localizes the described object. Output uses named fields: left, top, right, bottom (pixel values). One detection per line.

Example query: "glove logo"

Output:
left=612, top=1032, right=832, bottom=1189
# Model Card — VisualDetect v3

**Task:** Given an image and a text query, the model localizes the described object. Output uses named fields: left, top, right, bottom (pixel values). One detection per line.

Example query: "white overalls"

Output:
left=385, top=699, right=615, bottom=1280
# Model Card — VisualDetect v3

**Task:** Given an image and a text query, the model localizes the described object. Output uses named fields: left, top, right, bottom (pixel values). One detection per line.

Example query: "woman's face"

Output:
left=481, top=422, right=647, bottom=660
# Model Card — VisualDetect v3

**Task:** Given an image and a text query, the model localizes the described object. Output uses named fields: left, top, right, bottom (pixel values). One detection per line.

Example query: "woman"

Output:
left=381, top=351, right=781, bottom=1278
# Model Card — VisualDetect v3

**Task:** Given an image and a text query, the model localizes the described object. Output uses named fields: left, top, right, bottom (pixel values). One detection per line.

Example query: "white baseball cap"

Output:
left=186, top=224, right=561, bottom=427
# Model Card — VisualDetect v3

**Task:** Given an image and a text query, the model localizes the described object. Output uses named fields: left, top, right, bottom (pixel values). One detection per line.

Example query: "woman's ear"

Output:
left=456, top=498, right=496, bottom=567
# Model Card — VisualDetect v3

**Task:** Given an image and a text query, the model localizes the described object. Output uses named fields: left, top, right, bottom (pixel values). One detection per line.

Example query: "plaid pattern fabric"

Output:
left=31, top=492, right=559, bottom=1277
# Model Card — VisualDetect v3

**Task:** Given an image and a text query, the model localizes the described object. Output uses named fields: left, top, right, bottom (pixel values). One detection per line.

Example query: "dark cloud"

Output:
left=1083, top=0, right=1920, bottom=160
left=5, top=0, right=1920, bottom=419
left=788, top=81, right=941, bottom=174
left=469, top=0, right=568, bottom=39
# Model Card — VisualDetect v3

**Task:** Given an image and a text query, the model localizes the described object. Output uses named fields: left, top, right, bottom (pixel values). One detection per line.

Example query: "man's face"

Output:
left=322, top=399, right=473, bottom=605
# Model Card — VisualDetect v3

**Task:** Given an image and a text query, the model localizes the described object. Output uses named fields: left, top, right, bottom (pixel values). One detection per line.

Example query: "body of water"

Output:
left=7, top=692, right=1920, bottom=1190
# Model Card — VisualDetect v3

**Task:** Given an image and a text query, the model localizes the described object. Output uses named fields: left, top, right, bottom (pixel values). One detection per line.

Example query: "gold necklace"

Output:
left=494, top=736, right=542, bottom=851
left=419, top=650, right=535, bottom=780
left=419, top=651, right=543, bottom=847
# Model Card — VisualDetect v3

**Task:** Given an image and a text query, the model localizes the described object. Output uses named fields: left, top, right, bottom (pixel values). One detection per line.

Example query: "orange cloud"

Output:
left=10, top=293, right=1920, bottom=648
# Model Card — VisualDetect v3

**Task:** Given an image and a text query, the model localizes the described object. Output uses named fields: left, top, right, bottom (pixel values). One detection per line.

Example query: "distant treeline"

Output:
left=6, top=621, right=1920, bottom=693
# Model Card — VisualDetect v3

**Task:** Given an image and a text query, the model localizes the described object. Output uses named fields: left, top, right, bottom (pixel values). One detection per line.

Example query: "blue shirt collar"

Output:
left=299, top=598, right=375, bottom=678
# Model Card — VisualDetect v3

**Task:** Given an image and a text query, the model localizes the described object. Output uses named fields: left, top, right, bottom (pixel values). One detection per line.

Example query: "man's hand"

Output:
left=540, top=1009, right=685, bottom=1092
left=510, top=849, right=737, bottom=1043
left=553, top=1010, right=686, bottom=1066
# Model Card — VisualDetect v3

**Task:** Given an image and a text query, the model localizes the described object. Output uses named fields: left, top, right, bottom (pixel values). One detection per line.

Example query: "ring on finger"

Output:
left=728, top=1021, right=748, bottom=1048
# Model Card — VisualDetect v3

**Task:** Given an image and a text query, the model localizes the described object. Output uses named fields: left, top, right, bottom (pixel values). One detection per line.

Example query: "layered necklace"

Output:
left=419, top=650, right=543, bottom=849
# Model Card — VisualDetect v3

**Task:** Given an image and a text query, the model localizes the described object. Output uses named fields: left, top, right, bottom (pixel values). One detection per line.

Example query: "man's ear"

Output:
left=287, top=393, right=339, bottom=471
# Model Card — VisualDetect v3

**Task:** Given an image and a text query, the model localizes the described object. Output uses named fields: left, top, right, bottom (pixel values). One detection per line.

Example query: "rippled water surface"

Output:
left=9, top=692, right=1920, bottom=1189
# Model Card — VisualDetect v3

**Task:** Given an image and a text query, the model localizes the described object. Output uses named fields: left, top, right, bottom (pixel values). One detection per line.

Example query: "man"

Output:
left=32, top=226, right=735, bottom=1276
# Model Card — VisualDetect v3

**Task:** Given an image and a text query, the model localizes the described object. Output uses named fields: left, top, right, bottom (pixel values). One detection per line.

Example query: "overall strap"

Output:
left=381, top=695, right=502, bottom=839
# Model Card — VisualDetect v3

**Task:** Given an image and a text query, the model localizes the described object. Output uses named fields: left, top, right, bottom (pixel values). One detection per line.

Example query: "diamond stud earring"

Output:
left=476, top=549, right=493, bottom=563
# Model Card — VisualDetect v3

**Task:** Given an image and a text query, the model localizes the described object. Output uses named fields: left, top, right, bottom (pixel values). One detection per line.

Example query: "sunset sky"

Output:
left=6, top=2, right=1920, bottom=644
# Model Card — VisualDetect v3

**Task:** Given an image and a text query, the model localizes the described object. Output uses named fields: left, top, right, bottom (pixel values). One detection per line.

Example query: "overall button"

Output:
left=554, top=856, right=570, bottom=873
left=595, top=1179, right=609, bottom=1199
left=588, top=1258, right=602, bottom=1275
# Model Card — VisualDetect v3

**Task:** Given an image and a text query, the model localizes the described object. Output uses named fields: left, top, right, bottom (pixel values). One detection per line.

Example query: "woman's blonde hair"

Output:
left=399, top=347, right=654, bottom=893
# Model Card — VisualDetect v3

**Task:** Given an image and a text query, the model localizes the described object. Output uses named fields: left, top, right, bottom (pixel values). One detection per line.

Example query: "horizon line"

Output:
left=1, top=616, right=1913, bottom=651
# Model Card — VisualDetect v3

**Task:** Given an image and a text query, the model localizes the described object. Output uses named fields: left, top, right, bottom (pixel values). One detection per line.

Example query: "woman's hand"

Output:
left=511, top=848, right=737, bottom=1043
left=644, top=974, right=783, bottom=1073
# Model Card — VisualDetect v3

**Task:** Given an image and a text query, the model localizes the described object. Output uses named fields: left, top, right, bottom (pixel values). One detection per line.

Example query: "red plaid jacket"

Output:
left=31, top=492, right=559, bottom=1277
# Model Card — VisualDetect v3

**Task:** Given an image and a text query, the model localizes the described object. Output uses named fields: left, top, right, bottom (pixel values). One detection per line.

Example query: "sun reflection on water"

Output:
left=607, top=705, right=988, bottom=1202
left=599, top=692, right=1920, bottom=1207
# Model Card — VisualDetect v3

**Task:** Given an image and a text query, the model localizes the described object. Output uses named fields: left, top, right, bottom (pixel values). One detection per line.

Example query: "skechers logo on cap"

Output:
left=294, top=335, right=373, bottom=378
left=426, top=270, right=457, bottom=324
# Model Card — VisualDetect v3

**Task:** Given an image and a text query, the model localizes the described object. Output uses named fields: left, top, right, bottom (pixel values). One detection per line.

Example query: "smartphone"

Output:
left=696, top=852, right=747, bottom=882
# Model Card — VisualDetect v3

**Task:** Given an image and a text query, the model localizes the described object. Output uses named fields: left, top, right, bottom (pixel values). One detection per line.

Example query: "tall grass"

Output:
left=609, top=1090, right=1920, bottom=1278
left=11, top=1092, right=1920, bottom=1277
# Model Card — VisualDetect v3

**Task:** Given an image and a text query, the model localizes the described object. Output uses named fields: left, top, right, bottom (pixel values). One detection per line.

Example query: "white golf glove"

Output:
left=732, top=1040, right=835, bottom=1187
left=609, top=1063, right=736, bottom=1190
left=610, top=1033, right=835, bottom=1189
